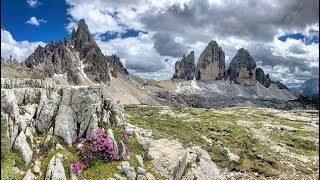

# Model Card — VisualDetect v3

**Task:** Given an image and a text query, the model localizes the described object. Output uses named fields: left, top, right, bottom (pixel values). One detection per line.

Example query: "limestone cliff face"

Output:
left=1, top=78, right=125, bottom=146
left=228, top=48, right=257, bottom=86
left=195, top=41, right=225, bottom=81
left=172, top=51, right=195, bottom=80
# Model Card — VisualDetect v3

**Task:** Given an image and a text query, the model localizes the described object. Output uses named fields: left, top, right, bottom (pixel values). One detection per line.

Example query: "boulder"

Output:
left=22, top=169, right=36, bottom=180
left=195, top=41, right=225, bottom=81
left=13, top=131, right=33, bottom=165
left=137, top=167, right=146, bottom=175
left=120, top=161, right=136, bottom=180
left=172, top=51, right=195, bottom=80
left=147, top=139, right=187, bottom=180
left=228, top=48, right=257, bottom=86
left=45, top=153, right=66, bottom=180
left=136, top=154, right=144, bottom=168
left=34, top=159, right=41, bottom=175
left=137, top=175, right=146, bottom=180
left=182, top=146, right=223, bottom=180
left=145, top=173, right=156, bottom=180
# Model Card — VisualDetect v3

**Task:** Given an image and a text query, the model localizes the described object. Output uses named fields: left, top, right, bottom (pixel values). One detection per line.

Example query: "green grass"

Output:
left=124, top=105, right=319, bottom=178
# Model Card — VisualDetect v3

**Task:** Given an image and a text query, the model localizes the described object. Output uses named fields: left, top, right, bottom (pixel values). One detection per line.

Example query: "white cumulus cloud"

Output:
left=26, top=0, right=41, bottom=8
left=26, top=16, right=47, bottom=27
left=1, top=28, right=46, bottom=61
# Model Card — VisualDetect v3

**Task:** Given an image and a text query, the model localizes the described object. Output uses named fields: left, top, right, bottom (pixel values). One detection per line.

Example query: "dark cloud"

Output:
left=142, top=0, right=319, bottom=42
left=153, top=32, right=187, bottom=57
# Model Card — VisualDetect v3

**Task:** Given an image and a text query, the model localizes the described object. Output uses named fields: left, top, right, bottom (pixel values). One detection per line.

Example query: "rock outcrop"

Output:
left=256, top=68, right=271, bottom=88
left=1, top=78, right=126, bottom=155
left=195, top=41, right=225, bottom=81
left=228, top=48, right=257, bottom=86
left=172, top=51, right=195, bottom=80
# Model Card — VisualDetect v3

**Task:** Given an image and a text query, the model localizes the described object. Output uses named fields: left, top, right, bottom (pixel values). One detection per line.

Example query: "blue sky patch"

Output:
left=101, top=29, right=146, bottom=42
left=278, top=30, right=319, bottom=45
left=1, top=0, right=71, bottom=43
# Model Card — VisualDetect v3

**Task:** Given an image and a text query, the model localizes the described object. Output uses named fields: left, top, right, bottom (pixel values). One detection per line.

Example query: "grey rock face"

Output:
left=54, top=87, right=101, bottom=145
left=172, top=51, right=195, bottom=80
left=45, top=153, right=66, bottom=180
left=72, top=19, right=98, bottom=54
left=82, top=48, right=110, bottom=83
left=256, top=68, right=271, bottom=88
left=25, top=45, right=46, bottom=69
left=298, top=78, right=319, bottom=98
left=105, top=99, right=125, bottom=126
left=36, top=88, right=61, bottom=134
left=195, top=41, right=225, bottom=81
left=106, top=54, right=129, bottom=78
left=53, top=86, right=126, bottom=145
left=13, top=131, right=33, bottom=165
left=228, top=48, right=257, bottom=86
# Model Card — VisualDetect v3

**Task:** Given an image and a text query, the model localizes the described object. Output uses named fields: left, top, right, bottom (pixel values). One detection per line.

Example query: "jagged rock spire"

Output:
left=195, top=40, right=225, bottom=81
left=73, top=19, right=98, bottom=55
left=172, top=51, right=195, bottom=80
left=227, top=48, right=257, bottom=86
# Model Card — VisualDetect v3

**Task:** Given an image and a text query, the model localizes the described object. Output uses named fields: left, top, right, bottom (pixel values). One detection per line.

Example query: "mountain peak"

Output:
left=73, top=19, right=98, bottom=54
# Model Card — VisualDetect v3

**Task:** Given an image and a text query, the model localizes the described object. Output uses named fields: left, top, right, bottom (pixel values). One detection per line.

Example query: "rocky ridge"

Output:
left=298, top=78, right=319, bottom=99
left=173, top=41, right=290, bottom=90
left=24, top=19, right=128, bottom=85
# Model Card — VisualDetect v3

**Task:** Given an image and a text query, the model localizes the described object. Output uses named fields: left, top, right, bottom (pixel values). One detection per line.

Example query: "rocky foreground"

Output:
left=1, top=78, right=318, bottom=180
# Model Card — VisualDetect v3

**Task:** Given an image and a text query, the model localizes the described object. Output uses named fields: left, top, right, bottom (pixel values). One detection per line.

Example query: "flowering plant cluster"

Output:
left=72, top=128, right=118, bottom=175
left=71, top=161, right=85, bottom=176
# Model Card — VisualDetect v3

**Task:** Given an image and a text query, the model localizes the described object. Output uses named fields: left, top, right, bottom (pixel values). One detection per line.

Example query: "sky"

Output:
left=1, top=0, right=319, bottom=88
